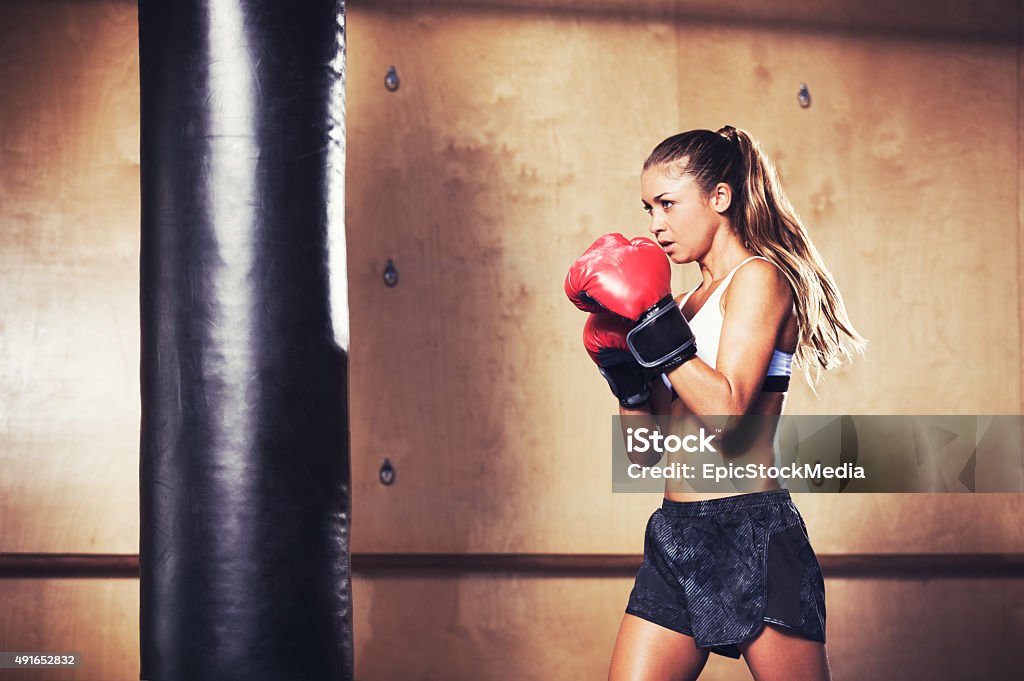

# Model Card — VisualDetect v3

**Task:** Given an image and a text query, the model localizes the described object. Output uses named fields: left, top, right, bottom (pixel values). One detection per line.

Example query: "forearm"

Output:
left=664, top=358, right=753, bottom=418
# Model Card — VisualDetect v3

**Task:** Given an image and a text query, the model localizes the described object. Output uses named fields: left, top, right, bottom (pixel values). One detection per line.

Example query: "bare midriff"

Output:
left=663, top=390, right=787, bottom=502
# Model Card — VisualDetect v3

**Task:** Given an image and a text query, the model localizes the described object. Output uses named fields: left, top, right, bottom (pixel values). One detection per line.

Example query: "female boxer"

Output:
left=569, top=126, right=865, bottom=681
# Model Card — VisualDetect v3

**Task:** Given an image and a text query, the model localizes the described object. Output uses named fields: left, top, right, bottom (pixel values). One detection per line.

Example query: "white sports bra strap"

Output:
left=677, top=256, right=768, bottom=315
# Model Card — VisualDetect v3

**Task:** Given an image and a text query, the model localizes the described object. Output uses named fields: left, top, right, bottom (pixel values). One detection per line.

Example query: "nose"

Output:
left=648, top=215, right=664, bottom=237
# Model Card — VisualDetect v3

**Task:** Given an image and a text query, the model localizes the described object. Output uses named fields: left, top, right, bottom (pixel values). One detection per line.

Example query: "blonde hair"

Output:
left=644, top=125, right=867, bottom=387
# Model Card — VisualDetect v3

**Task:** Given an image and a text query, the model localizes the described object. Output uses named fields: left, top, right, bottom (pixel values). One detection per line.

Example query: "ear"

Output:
left=708, top=182, right=733, bottom=214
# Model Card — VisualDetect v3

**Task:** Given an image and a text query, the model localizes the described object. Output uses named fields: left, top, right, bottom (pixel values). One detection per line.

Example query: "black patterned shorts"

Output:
left=625, top=489, right=826, bottom=659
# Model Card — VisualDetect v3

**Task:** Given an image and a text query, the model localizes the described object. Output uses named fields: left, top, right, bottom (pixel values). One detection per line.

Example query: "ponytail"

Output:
left=645, top=126, right=867, bottom=387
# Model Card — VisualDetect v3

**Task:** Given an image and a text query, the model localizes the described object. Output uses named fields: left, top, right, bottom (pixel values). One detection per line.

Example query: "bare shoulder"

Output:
left=724, top=258, right=794, bottom=310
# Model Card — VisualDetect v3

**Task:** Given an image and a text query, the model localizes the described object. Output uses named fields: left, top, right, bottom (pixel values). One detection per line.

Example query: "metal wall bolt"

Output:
left=383, top=258, right=399, bottom=287
left=798, top=83, right=812, bottom=108
left=379, top=458, right=396, bottom=485
left=385, top=65, right=400, bottom=92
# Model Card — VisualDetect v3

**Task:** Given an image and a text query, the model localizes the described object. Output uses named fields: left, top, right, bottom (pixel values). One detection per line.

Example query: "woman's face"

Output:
left=640, top=165, right=723, bottom=264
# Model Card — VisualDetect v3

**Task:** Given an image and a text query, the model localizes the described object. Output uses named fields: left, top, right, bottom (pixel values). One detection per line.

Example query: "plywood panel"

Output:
left=668, top=15, right=1019, bottom=416
left=0, top=1, right=141, bottom=554
left=371, top=0, right=1015, bottom=38
left=825, top=576, right=1024, bottom=680
left=350, top=575, right=1024, bottom=681
left=0, top=580, right=138, bottom=681
left=345, top=5, right=684, bottom=553
left=1, top=575, right=1020, bottom=681
left=1019, top=0, right=1024, bottom=423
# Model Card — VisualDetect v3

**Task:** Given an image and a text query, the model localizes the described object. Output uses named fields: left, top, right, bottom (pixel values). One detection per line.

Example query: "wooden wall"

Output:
left=1, top=0, right=1021, bottom=679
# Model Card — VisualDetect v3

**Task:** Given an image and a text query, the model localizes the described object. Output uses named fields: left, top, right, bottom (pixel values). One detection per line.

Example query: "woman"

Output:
left=572, top=126, right=865, bottom=681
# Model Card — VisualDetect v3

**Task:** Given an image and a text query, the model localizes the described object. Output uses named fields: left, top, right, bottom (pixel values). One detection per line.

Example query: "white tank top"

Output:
left=661, top=256, right=793, bottom=390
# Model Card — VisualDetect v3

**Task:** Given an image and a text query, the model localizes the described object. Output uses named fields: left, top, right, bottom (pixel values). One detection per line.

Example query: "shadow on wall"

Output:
left=363, top=0, right=1017, bottom=45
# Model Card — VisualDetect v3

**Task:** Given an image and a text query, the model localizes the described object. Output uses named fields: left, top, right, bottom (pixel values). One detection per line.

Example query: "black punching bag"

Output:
left=138, top=2, right=352, bottom=680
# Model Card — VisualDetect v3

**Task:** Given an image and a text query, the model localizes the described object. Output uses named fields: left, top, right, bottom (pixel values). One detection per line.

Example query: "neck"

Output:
left=696, top=229, right=752, bottom=285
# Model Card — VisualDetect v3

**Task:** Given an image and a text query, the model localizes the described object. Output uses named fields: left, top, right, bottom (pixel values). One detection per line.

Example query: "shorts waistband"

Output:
left=660, top=489, right=791, bottom=517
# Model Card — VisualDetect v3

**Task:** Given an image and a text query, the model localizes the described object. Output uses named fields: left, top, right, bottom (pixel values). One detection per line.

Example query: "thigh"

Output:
left=608, top=613, right=710, bottom=681
left=737, top=623, right=833, bottom=681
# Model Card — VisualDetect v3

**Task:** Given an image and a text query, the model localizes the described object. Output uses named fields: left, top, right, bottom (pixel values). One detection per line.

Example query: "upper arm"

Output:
left=715, top=260, right=794, bottom=411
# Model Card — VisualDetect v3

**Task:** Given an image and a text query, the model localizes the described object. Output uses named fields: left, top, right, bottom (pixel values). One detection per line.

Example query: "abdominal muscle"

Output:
left=662, top=390, right=787, bottom=501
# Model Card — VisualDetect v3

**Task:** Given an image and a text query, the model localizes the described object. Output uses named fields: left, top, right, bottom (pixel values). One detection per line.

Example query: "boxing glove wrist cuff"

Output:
left=594, top=349, right=651, bottom=408
left=598, top=366, right=651, bottom=408
left=626, top=295, right=698, bottom=370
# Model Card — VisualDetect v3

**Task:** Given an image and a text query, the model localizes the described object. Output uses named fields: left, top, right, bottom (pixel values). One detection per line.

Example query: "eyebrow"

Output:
left=642, top=192, right=672, bottom=206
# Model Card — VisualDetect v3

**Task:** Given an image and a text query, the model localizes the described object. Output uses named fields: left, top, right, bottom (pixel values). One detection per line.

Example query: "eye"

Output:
left=642, top=203, right=652, bottom=215
left=661, top=200, right=674, bottom=210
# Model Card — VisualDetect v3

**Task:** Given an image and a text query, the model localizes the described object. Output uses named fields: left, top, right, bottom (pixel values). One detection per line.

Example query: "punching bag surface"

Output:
left=138, top=2, right=351, bottom=680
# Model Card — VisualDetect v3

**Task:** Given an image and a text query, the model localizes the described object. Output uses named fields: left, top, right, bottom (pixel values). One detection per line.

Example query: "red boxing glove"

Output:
left=565, top=233, right=697, bottom=373
left=564, top=233, right=671, bottom=320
